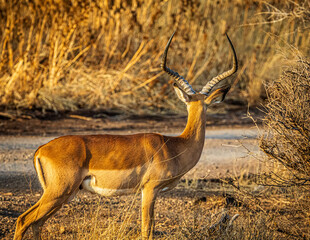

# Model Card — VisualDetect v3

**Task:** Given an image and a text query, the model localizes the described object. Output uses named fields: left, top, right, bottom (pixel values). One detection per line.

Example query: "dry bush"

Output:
left=260, top=60, right=310, bottom=186
left=0, top=0, right=309, bottom=114
left=226, top=179, right=310, bottom=239
left=255, top=59, right=310, bottom=238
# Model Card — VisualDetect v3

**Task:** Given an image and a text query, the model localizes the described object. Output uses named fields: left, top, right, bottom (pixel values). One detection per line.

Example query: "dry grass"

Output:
left=22, top=178, right=307, bottom=240
left=0, top=0, right=309, bottom=114
left=3, top=172, right=309, bottom=239
left=225, top=177, right=310, bottom=239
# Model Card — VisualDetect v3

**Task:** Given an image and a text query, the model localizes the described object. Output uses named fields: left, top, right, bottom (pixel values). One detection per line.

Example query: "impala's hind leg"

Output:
left=30, top=196, right=64, bottom=240
left=14, top=187, right=79, bottom=240
left=14, top=201, right=41, bottom=240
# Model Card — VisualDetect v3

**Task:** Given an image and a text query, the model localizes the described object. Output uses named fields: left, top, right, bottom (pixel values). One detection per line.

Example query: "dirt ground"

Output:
left=0, top=109, right=262, bottom=239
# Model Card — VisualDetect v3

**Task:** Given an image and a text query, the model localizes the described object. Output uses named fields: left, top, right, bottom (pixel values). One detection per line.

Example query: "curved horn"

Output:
left=200, top=33, right=238, bottom=96
left=161, top=32, right=196, bottom=95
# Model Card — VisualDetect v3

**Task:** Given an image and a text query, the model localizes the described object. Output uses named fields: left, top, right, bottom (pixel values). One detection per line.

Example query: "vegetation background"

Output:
left=0, top=0, right=309, bottom=115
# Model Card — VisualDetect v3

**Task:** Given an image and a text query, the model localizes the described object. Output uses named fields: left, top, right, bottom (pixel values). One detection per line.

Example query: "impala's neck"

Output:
left=181, top=100, right=206, bottom=141
left=178, top=100, right=206, bottom=171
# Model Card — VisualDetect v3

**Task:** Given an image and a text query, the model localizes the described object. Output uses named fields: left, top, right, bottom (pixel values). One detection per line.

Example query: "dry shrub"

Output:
left=257, top=59, right=310, bottom=238
left=217, top=64, right=310, bottom=237
left=260, top=60, right=310, bottom=186
left=0, top=0, right=310, bottom=113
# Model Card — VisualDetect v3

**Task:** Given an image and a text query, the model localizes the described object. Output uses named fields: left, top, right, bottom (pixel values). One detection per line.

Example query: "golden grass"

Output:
left=0, top=0, right=309, bottom=113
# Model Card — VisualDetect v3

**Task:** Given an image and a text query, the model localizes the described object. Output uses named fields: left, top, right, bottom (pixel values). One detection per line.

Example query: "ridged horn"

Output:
left=200, top=33, right=238, bottom=96
left=161, top=32, right=196, bottom=95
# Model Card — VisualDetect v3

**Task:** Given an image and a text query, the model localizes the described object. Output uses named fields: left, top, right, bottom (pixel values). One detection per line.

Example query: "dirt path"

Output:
left=0, top=126, right=261, bottom=178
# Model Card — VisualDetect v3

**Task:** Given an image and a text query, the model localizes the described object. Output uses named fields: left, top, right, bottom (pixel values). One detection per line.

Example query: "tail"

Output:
left=33, top=147, right=47, bottom=190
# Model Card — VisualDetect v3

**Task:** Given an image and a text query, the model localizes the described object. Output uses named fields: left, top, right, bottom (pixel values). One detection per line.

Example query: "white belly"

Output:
left=81, top=167, right=146, bottom=196
left=81, top=178, right=136, bottom=196
left=81, top=165, right=178, bottom=196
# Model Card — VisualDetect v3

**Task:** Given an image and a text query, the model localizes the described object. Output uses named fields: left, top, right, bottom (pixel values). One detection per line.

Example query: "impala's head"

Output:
left=161, top=32, right=238, bottom=107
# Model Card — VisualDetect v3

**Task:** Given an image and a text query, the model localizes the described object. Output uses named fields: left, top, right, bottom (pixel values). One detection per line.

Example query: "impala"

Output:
left=14, top=32, right=237, bottom=240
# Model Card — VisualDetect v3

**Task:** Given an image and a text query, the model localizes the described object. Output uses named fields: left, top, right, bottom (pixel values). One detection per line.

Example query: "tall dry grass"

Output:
left=0, top=0, right=309, bottom=114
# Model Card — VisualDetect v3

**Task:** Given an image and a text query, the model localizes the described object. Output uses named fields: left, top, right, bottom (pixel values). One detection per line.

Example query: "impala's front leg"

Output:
left=141, top=186, right=159, bottom=240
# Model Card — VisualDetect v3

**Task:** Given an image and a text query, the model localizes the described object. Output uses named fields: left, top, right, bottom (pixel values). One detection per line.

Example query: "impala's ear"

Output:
left=173, top=83, right=191, bottom=103
left=204, top=85, right=231, bottom=105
